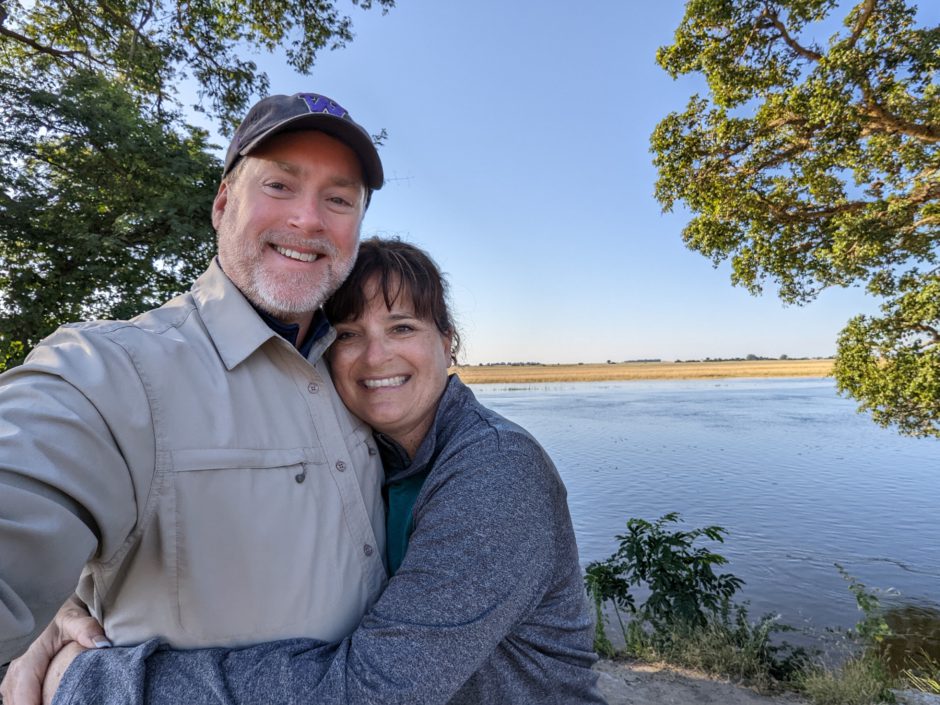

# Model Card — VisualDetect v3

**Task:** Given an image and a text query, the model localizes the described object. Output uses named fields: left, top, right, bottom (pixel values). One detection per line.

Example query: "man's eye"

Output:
left=265, top=181, right=288, bottom=191
left=328, top=196, right=353, bottom=207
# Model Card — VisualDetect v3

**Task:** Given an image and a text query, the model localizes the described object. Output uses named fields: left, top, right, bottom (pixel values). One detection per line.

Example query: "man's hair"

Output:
left=325, top=237, right=460, bottom=363
left=222, top=157, right=249, bottom=186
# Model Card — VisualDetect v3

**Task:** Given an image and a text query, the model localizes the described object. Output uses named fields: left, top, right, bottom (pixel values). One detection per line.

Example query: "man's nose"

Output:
left=288, top=197, right=325, bottom=233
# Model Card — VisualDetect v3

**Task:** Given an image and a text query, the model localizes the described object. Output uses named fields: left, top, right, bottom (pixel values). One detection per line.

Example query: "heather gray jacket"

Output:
left=55, top=376, right=606, bottom=705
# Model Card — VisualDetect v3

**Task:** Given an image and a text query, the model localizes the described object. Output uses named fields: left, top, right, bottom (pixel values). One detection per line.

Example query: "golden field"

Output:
left=452, top=358, right=833, bottom=384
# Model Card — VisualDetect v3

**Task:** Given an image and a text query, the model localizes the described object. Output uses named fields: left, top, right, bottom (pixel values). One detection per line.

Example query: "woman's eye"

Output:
left=335, top=331, right=356, bottom=341
left=393, top=324, right=415, bottom=334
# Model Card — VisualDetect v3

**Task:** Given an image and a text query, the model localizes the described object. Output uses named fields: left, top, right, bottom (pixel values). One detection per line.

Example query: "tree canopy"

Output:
left=0, top=0, right=393, bottom=369
left=652, top=0, right=939, bottom=437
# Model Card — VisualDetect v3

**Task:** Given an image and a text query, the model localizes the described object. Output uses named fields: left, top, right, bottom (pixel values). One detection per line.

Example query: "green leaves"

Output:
left=1, top=0, right=395, bottom=128
left=584, top=512, right=745, bottom=640
left=0, top=0, right=394, bottom=370
left=0, top=71, right=219, bottom=369
left=653, top=0, right=939, bottom=436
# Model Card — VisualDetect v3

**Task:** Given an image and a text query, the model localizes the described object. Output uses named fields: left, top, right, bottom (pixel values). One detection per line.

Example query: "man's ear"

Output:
left=211, top=181, right=229, bottom=231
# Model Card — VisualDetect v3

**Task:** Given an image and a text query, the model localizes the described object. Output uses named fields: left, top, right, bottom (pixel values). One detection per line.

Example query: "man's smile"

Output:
left=273, top=245, right=320, bottom=263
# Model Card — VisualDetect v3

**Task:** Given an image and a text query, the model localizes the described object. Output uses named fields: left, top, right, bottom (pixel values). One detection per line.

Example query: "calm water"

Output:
left=471, top=377, right=939, bottom=651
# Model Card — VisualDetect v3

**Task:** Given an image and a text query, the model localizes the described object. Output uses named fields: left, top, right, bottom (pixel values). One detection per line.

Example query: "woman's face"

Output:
left=329, top=278, right=452, bottom=456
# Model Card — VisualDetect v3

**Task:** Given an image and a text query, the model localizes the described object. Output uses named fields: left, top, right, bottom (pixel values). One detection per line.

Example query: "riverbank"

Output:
left=454, top=358, right=833, bottom=384
left=594, top=659, right=940, bottom=705
left=594, top=658, right=807, bottom=704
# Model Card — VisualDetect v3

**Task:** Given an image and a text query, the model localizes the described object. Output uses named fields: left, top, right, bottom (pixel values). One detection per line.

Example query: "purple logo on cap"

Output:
left=297, top=93, right=349, bottom=119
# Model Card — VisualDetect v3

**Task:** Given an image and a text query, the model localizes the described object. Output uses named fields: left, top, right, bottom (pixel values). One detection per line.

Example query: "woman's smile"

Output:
left=362, top=375, right=410, bottom=389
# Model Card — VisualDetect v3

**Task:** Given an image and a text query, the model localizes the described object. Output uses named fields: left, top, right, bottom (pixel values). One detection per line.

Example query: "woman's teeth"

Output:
left=363, top=376, right=407, bottom=389
left=275, top=246, right=318, bottom=263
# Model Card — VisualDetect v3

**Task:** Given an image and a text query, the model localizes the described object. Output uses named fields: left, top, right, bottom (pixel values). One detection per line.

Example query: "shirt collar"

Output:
left=191, top=258, right=333, bottom=369
left=252, top=304, right=332, bottom=359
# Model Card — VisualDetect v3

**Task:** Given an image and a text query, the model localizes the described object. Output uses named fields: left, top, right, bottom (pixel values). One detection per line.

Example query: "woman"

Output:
left=29, top=238, right=605, bottom=704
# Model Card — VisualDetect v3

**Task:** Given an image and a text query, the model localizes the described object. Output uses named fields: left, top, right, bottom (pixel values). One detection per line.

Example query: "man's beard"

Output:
left=217, top=220, right=358, bottom=320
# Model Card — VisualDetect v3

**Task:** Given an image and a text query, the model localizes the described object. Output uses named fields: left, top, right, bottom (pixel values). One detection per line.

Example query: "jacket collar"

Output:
left=377, top=375, right=470, bottom=484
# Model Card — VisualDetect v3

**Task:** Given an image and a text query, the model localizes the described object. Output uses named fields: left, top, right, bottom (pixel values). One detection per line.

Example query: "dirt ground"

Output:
left=594, top=659, right=940, bottom=705
left=594, top=658, right=809, bottom=705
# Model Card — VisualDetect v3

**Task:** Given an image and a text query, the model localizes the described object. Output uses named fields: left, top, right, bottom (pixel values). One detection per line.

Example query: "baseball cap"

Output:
left=222, top=92, right=384, bottom=190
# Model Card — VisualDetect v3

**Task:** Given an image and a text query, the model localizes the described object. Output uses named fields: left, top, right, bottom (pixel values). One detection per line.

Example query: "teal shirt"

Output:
left=385, top=469, right=430, bottom=575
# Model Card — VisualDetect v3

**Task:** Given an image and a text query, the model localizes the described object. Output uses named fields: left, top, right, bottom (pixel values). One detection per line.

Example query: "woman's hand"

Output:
left=0, top=595, right=110, bottom=705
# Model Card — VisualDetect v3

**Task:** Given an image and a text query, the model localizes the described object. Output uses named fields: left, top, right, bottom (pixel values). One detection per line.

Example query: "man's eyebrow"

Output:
left=271, top=161, right=363, bottom=188
left=273, top=160, right=300, bottom=175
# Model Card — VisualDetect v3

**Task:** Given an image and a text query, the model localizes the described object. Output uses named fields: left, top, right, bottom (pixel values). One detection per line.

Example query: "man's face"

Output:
left=213, top=130, right=367, bottom=322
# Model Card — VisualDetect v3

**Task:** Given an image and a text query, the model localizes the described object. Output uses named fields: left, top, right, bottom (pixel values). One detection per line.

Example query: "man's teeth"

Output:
left=364, top=376, right=407, bottom=389
left=275, top=246, right=319, bottom=263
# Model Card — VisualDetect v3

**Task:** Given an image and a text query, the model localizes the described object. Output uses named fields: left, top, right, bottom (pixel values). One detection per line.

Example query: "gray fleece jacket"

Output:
left=55, top=376, right=606, bottom=705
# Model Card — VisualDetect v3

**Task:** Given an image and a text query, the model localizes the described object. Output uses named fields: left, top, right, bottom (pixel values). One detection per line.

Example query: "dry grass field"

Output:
left=452, top=359, right=833, bottom=384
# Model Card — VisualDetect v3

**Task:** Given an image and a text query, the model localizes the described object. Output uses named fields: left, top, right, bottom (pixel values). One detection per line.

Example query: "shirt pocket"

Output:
left=169, top=447, right=326, bottom=641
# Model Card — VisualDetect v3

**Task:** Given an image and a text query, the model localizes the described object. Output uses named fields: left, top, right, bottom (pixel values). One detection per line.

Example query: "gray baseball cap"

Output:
left=223, top=92, right=384, bottom=190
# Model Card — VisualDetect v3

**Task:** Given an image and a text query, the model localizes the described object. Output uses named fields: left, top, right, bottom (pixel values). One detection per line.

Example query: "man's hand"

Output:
left=0, top=596, right=110, bottom=705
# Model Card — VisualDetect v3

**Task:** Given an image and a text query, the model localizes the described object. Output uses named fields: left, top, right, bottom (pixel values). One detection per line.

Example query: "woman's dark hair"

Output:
left=325, top=237, right=461, bottom=363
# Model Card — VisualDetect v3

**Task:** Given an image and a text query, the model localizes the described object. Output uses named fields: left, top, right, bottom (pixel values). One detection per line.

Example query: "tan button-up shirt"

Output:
left=0, top=260, right=386, bottom=662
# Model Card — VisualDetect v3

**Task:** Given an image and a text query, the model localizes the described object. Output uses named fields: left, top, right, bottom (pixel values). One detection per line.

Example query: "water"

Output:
left=470, top=377, right=940, bottom=654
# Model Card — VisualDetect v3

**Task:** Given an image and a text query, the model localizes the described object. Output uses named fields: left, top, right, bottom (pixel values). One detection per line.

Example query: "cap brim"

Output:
left=240, top=113, right=384, bottom=190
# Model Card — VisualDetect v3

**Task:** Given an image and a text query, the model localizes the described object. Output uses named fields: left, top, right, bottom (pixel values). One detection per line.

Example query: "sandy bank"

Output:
left=594, top=658, right=807, bottom=704
left=454, top=359, right=833, bottom=385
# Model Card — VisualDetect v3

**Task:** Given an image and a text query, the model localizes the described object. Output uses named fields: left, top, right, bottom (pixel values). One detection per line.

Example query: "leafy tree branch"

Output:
left=653, top=0, right=939, bottom=436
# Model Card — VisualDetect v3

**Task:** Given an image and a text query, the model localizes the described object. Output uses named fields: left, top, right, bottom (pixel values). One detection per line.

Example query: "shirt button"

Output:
left=363, top=544, right=374, bottom=557
left=367, top=446, right=377, bottom=456
left=307, top=382, right=319, bottom=393
left=335, top=460, right=347, bottom=472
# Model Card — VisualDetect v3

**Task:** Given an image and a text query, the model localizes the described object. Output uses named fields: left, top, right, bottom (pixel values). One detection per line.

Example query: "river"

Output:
left=470, top=377, right=940, bottom=659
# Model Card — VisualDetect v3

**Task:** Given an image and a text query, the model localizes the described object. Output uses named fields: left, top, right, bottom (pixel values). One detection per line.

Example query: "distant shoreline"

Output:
left=453, top=358, right=833, bottom=384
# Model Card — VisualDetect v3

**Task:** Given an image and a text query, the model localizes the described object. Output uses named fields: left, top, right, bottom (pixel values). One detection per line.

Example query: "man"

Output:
left=0, top=91, right=387, bottom=672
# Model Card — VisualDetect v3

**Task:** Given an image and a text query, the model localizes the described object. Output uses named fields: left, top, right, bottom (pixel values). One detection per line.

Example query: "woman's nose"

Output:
left=362, top=335, right=391, bottom=365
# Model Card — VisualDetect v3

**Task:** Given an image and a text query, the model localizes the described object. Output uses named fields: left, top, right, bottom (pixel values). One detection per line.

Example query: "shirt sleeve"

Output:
left=55, top=440, right=562, bottom=705
left=0, top=329, right=144, bottom=663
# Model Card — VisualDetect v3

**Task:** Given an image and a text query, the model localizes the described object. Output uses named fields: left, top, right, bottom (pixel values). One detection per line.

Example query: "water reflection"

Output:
left=881, top=603, right=940, bottom=674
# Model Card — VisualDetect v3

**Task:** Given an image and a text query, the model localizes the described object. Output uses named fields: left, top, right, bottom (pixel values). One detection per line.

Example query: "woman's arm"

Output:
left=57, top=445, right=566, bottom=705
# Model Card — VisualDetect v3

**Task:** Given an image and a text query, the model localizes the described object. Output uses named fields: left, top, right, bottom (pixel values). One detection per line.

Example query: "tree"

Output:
left=0, top=0, right=393, bottom=369
left=652, top=0, right=938, bottom=437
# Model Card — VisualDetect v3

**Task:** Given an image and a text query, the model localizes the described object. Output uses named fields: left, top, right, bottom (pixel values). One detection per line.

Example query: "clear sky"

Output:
left=195, top=0, right=895, bottom=365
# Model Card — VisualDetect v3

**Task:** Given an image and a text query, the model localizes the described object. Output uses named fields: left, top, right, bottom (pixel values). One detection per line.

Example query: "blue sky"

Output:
left=194, top=0, right=899, bottom=365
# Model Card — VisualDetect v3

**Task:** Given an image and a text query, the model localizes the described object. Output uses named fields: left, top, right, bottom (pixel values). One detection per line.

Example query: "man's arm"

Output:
left=0, top=331, right=142, bottom=663
left=54, top=444, right=564, bottom=705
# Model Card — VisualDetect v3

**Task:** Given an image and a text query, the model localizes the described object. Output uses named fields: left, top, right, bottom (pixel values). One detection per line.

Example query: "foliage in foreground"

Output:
left=585, top=514, right=927, bottom=704
left=797, top=567, right=898, bottom=704
left=585, top=513, right=809, bottom=690
left=901, top=653, right=940, bottom=695
left=652, top=0, right=939, bottom=437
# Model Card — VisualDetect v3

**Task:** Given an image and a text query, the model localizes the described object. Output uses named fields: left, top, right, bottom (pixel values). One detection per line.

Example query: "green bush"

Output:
left=584, top=512, right=743, bottom=637
left=584, top=513, right=807, bottom=689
